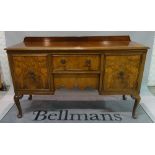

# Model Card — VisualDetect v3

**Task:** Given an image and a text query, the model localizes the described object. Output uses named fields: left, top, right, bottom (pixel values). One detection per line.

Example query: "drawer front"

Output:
left=12, top=55, right=50, bottom=90
left=54, top=74, right=99, bottom=90
left=103, top=55, right=141, bottom=91
left=53, top=55, right=100, bottom=71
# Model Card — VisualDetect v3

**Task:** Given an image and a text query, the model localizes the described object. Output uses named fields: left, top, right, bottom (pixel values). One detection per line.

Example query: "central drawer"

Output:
left=52, top=55, right=100, bottom=71
left=54, top=74, right=99, bottom=90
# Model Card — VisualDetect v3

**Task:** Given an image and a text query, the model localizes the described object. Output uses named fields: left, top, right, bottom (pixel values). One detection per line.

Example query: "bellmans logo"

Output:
left=33, top=110, right=122, bottom=121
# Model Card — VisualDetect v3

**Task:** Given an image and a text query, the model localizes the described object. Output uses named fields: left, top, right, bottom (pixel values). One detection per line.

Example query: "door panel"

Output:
left=12, top=55, right=50, bottom=90
left=103, top=55, right=141, bottom=91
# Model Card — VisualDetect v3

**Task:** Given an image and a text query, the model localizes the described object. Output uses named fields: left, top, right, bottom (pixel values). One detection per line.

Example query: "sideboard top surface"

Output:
left=5, top=36, right=149, bottom=51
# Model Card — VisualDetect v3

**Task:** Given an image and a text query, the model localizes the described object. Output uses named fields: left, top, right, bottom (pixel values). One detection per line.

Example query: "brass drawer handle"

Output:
left=60, top=59, right=67, bottom=70
left=85, top=59, right=91, bottom=68
left=60, top=59, right=66, bottom=64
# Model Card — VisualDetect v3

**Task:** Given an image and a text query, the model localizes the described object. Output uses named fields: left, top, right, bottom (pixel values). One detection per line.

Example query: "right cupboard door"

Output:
left=103, top=54, right=142, bottom=92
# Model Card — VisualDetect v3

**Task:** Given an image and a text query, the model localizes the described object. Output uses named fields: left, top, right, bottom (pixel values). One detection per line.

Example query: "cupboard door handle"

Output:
left=28, top=71, right=36, bottom=81
left=118, top=71, right=124, bottom=79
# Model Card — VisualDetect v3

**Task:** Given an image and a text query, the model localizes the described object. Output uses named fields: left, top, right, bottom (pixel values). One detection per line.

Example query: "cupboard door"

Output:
left=103, top=55, right=141, bottom=91
left=12, top=55, right=50, bottom=90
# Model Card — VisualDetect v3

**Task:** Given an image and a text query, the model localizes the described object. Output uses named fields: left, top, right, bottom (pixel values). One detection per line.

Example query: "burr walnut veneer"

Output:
left=5, top=36, right=149, bottom=118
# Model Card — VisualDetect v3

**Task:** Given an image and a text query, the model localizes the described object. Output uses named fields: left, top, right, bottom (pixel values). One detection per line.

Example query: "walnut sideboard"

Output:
left=5, top=36, right=149, bottom=119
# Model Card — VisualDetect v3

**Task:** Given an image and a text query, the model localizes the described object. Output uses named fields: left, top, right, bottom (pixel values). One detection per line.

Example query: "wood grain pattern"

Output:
left=5, top=36, right=148, bottom=118
left=53, top=55, right=100, bottom=71
left=103, top=55, right=141, bottom=91
left=54, top=74, right=99, bottom=90
left=12, top=56, right=50, bottom=90
left=24, top=36, right=131, bottom=42
left=5, top=36, right=149, bottom=51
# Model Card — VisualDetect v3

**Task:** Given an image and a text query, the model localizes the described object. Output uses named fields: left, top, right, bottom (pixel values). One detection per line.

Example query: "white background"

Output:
left=0, top=31, right=11, bottom=85
left=148, top=38, right=155, bottom=86
left=0, top=0, right=155, bottom=155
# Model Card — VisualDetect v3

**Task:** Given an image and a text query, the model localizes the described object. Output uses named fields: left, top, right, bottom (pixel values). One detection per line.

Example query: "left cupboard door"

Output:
left=11, top=55, right=51, bottom=91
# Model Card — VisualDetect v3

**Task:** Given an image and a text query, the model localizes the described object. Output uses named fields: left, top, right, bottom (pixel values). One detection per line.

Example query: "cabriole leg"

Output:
left=28, top=94, right=32, bottom=100
left=14, top=94, right=23, bottom=118
left=122, top=95, right=127, bottom=100
left=130, top=95, right=134, bottom=99
left=132, top=95, right=141, bottom=119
